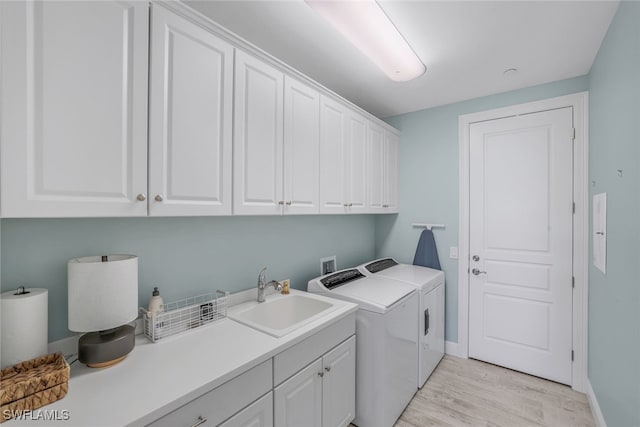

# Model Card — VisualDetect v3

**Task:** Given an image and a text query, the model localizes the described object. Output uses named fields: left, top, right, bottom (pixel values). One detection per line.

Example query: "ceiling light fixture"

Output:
left=305, top=0, right=426, bottom=82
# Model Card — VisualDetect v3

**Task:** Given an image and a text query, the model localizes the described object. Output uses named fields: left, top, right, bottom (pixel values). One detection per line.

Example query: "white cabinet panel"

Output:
left=283, top=76, right=320, bottom=214
left=384, top=131, right=400, bottom=212
left=220, top=392, right=273, bottom=427
left=150, top=360, right=272, bottom=427
left=319, top=96, right=348, bottom=214
left=148, top=5, right=233, bottom=216
left=346, top=112, right=368, bottom=213
left=0, top=1, right=148, bottom=217
left=367, top=122, right=385, bottom=212
left=275, top=359, right=323, bottom=427
left=233, top=51, right=284, bottom=215
left=322, top=336, right=356, bottom=427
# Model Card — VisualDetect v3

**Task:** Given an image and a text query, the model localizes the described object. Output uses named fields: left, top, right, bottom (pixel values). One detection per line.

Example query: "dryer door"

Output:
left=420, top=283, right=445, bottom=387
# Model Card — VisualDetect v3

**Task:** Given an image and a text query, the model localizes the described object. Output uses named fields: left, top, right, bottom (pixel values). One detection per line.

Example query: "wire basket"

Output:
left=140, top=290, right=229, bottom=342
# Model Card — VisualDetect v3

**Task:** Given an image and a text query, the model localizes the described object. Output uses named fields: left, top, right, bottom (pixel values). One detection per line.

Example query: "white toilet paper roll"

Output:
left=1, top=288, right=48, bottom=369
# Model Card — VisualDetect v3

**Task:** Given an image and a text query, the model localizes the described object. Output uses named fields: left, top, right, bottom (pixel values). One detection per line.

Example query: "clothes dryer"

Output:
left=358, top=258, right=445, bottom=387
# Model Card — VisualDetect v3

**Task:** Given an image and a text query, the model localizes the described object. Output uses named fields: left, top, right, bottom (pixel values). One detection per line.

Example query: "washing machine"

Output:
left=308, top=268, right=418, bottom=427
left=357, top=258, right=445, bottom=388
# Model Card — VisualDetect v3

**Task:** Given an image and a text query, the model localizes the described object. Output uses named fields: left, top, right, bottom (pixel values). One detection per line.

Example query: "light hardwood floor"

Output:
left=393, top=355, right=595, bottom=427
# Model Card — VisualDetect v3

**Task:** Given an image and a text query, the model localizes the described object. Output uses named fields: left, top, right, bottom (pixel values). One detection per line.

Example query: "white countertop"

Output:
left=8, top=290, right=357, bottom=426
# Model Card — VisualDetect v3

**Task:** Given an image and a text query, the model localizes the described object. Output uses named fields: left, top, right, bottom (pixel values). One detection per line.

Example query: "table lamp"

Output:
left=68, top=254, right=138, bottom=368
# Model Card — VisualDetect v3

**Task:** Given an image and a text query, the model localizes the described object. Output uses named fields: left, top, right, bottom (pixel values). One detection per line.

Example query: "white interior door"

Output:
left=468, top=107, right=574, bottom=385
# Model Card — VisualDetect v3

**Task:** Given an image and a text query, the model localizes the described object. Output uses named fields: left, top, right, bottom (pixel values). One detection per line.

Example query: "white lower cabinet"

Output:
left=275, top=336, right=356, bottom=427
left=148, top=360, right=272, bottom=427
left=219, top=392, right=274, bottom=427
left=275, top=359, right=323, bottom=427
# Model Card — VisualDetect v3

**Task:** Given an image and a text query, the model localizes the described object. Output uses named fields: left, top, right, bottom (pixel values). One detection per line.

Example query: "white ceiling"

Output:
left=185, top=0, right=618, bottom=118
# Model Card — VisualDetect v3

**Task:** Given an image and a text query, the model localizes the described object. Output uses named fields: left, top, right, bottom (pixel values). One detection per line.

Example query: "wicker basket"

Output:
left=0, top=353, right=70, bottom=423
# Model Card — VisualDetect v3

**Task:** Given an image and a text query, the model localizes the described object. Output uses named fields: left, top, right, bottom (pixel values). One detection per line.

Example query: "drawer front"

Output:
left=149, top=359, right=272, bottom=427
left=219, top=391, right=273, bottom=427
left=273, top=313, right=355, bottom=386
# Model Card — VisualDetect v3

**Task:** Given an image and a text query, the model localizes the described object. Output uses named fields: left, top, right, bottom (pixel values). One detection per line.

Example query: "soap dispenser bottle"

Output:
left=148, top=287, right=164, bottom=314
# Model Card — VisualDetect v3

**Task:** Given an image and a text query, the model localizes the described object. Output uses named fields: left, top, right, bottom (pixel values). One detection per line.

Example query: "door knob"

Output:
left=324, top=366, right=331, bottom=372
left=472, top=255, right=480, bottom=262
left=155, top=195, right=163, bottom=202
left=136, top=194, right=146, bottom=202
left=318, top=372, right=324, bottom=377
left=472, top=268, right=487, bottom=276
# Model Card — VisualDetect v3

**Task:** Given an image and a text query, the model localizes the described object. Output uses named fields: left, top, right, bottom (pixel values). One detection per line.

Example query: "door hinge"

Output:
left=571, top=350, right=574, bottom=361
left=572, top=276, right=575, bottom=288
left=572, top=202, right=575, bottom=214
left=571, top=127, right=576, bottom=141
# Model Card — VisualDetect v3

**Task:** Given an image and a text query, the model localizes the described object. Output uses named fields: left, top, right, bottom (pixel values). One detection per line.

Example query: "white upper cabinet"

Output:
left=345, top=112, right=368, bottom=213
left=319, top=96, right=348, bottom=214
left=148, top=5, right=233, bottom=216
left=283, top=77, right=320, bottom=214
left=319, top=96, right=370, bottom=214
left=0, top=1, right=149, bottom=217
left=383, top=130, right=400, bottom=212
left=367, top=121, right=386, bottom=212
left=233, top=51, right=284, bottom=215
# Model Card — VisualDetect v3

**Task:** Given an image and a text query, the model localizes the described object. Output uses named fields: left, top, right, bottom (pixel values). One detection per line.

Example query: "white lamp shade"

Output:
left=68, top=254, right=138, bottom=332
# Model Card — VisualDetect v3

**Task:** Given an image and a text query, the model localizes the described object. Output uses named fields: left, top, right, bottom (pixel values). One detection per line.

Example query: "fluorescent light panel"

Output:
left=305, top=0, right=425, bottom=82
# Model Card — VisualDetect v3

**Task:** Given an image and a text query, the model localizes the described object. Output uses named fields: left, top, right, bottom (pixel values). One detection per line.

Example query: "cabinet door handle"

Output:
left=317, top=371, right=324, bottom=377
left=382, top=204, right=388, bottom=208
left=154, top=195, right=163, bottom=202
left=343, top=203, right=348, bottom=207
left=324, top=366, right=331, bottom=372
left=286, top=201, right=292, bottom=206
left=348, top=203, right=353, bottom=207
left=191, top=416, right=207, bottom=427
left=278, top=201, right=284, bottom=205
left=136, top=194, right=146, bottom=202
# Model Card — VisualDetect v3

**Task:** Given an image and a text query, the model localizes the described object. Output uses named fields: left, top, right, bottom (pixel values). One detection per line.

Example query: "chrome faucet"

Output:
left=257, top=267, right=283, bottom=302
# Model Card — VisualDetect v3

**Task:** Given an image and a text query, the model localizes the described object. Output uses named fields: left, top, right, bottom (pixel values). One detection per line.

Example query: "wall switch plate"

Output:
left=320, top=256, right=337, bottom=275
left=449, top=247, right=459, bottom=259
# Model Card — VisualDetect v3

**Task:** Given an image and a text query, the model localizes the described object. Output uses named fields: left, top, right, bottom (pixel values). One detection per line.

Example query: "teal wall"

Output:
left=587, top=2, right=640, bottom=426
left=0, top=215, right=376, bottom=342
left=377, top=76, right=589, bottom=342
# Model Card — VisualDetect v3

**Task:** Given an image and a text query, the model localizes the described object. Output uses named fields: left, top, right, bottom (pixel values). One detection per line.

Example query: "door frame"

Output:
left=457, top=92, right=589, bottom=392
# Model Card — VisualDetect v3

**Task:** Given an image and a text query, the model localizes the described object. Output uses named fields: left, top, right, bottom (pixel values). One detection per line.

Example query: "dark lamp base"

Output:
left=78, top=324, right=135, bottom=368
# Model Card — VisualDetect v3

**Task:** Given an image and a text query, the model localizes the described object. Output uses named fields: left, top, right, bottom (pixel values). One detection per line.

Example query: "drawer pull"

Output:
left=324, top=366, right=331, bottom=372
left=317, top=371, right=324, bottom=377
left=191, top=416, right=207, bottom=427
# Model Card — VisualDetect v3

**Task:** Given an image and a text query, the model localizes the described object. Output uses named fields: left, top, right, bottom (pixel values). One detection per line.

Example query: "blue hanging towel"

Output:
left=413, top=229, right=441, bottom=270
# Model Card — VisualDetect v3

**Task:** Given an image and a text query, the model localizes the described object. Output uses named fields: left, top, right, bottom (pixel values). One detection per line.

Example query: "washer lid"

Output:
left=330, top=275, right=416, bottom=314
left=375, top=263, right=444, bottom=290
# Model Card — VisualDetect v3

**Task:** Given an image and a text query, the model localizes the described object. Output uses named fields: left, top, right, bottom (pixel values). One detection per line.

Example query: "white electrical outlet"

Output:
left=320, top=256, right=337, bottom=275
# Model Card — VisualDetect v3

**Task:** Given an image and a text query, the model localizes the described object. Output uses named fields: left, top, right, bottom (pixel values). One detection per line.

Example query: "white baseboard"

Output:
left=445, top=340, right=465, bottom=358
left=587, top=379, right=607, bottom=427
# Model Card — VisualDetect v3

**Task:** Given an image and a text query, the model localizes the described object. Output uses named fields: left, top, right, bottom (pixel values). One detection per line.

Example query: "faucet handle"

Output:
left=258, top=267, right=267, bottom=284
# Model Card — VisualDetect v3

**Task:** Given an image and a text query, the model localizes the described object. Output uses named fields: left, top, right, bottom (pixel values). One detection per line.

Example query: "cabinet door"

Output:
left=148, top=5, right=233, bottom=216
left=319, top=96, right=348, bottom=214
left=346, top=112, right=368, bottom=213
left=220, top=392, right=274, bottom=427
left=384, top=131, right=400, bottom=212
left=274, top=359, right=322, bottom=427
left=283, top=77, right=320, bottom=215
left=367, top=122, right=385, bottom=212
left=322, top=336, right=356, bottom=427
left=0, top=1, right=148, bottom=217
left=234, top=51, right=284, bottom=215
